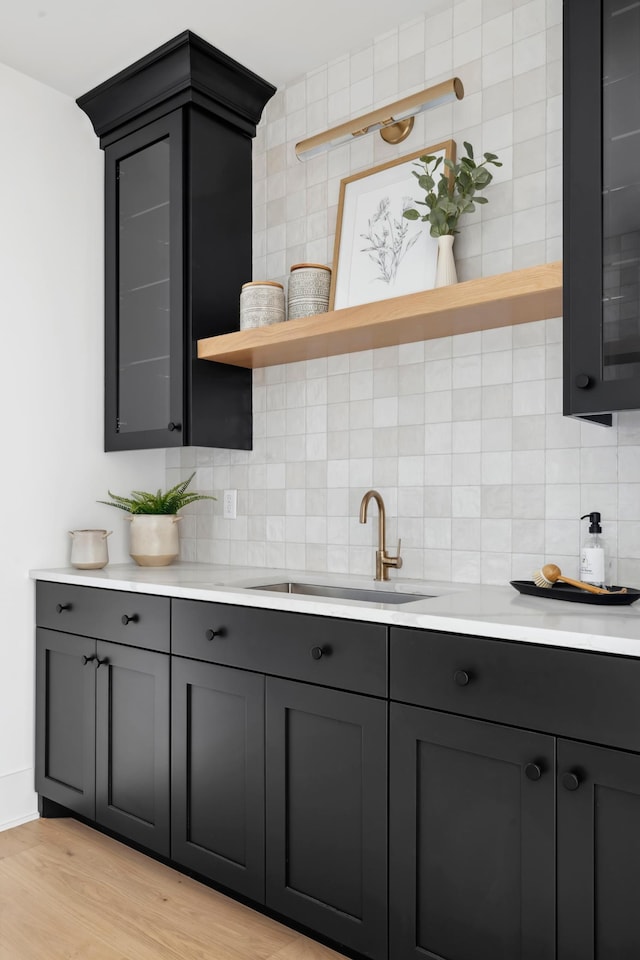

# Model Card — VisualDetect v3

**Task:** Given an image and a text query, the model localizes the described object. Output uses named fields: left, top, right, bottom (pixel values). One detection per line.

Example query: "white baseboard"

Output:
left=0, top=767, right=38, bottom=832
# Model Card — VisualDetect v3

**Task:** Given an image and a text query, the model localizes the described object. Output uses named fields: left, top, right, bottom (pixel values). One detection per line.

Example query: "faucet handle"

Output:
left=388, top=538, right=403, bottom=569
left=396, top=538, right=403, bottom=567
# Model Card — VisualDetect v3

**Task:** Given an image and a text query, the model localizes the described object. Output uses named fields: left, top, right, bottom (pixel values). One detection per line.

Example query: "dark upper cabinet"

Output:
left=564, top=0, right=640, bottom=422
left=77, top=31, right=275, bottom=451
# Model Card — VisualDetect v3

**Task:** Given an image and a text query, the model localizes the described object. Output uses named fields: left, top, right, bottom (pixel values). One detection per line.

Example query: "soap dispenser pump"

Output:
left=580, top=511, right=606, bottom=587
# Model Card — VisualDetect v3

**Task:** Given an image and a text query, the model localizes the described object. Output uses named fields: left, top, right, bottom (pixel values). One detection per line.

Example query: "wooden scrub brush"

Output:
left=532, top=563, right=625, bottom=595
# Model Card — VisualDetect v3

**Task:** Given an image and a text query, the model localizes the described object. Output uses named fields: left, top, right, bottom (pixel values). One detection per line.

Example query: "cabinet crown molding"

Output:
left=77, top=29, right=276, bottom=145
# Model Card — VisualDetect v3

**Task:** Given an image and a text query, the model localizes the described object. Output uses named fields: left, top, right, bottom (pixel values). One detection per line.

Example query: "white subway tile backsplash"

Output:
left=175, top=0, right=640, bottom=585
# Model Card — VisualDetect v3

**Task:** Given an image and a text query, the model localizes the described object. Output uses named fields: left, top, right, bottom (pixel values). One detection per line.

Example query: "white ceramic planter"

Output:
left=128, top=515, right=181, bottom=566
left=435, top=234, right=458, bottom=287
left=69, top=529, right=111, bottom=569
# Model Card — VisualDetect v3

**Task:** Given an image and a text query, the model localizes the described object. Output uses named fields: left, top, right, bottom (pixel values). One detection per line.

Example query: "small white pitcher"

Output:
left=69, top=529, right=112, bottom=569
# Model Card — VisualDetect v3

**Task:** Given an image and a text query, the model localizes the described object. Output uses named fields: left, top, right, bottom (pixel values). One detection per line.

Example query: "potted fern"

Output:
left=403, top=141, right=502, bottom=286
left=99, top=472, right=215, bottom=566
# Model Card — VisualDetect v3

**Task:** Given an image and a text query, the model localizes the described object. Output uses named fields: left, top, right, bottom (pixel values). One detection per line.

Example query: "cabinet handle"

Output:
left=311, top=646, right=328, bottom=660
left=167, top=421, right=182, bottom=432
left=575, top=374, right=592, bottom=389
left=56, top=603, right=72, bottom=613
left=95, top=657, right=109, bottom=669
left=524, top=762, right=543, bottom=781
left=82, top=654, right=96, bottom=665
left=205, top=628, right=223, bottom=641
left=561, top=771, right=581, bottom=792
left=121, top=614, right=139, bottom=625
left=454, top=669, right=472, bottom=686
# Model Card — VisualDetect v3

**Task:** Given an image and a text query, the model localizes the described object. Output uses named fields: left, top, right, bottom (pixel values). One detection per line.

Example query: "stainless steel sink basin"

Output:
left=247, top=581, right=433, bottom=604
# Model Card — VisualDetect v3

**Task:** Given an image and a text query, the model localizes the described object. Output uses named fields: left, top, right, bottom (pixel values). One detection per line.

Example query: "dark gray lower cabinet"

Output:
left=171, top=657, right=265, bottom=901
left=266, top=677, right=388, bottom=960
left=95, top=641, right=170, bottom=854
left=38, top=585, right=640, bottom=960
left=35, top=629, right=96, bottom=818
left=557, top=739, right=640, bottom=960
left=35, top=628, right=170, bottom=856
left=389, top=703, right=555, bottom=960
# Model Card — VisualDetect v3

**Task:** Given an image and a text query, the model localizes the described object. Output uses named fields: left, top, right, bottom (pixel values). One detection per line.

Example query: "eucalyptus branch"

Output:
left=403, top=141, right=502, bottom=238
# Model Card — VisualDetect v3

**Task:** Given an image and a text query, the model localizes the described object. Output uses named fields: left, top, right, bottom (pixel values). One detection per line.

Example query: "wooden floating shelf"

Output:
left=197, top=261, right=563, bottom=369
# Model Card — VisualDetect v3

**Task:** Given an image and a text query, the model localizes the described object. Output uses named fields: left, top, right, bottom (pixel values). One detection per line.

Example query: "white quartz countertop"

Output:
left=30, top=562, right=640, bottom=658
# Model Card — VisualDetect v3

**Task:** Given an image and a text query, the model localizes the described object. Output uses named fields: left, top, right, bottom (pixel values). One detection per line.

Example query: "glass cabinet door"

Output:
left=602, top=0, right=640, bottom=383
left=564, top=0, right=640, bottom=419
left=105, top=114, right=183, bottom=450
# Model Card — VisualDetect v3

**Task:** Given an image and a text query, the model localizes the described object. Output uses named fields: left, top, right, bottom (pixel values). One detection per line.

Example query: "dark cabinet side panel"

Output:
left=171, top=657, right=265, bottom=902
left=35, top=629, right=96, bottom=818
left=95, top=641, right=170, bottom=856
left=389, top=703, right=555, bottom=960
left=266, top=677, right=387, bottom=960
left=558, top=738, right=640, bottom=960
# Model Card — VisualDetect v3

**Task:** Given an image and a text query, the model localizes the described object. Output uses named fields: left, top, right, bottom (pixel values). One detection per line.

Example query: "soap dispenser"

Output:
left=580, top=512, right=606, bottom=587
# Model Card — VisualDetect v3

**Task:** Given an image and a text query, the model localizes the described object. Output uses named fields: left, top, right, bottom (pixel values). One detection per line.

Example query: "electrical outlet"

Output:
left=223, top=489, right=237, bottom=519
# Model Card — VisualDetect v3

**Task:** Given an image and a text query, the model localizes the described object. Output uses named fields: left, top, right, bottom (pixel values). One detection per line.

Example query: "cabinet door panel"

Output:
left=390, top=703, right=555, bottom=960
left=558, top=738, right=640, bottom=960
left=564, top=0, right=640, bottom=418
left=266, top=678, right=387, bottom=960
left=95, top=641, right=170, bottom=855
left=35, top=629, right=96, bottom=818
left=171, top=657, right=265, bottom=902
left=104, top=113, right=184, bottom=451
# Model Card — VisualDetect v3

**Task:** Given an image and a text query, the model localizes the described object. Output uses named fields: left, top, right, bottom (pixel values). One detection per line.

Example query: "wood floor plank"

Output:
left=268, top=935, right=351, bottom=960
left=39, top=820, right=299, bottom=958
left=0, top=819, right=336, bottom=960
left=0, top=819, right=44, bottom=860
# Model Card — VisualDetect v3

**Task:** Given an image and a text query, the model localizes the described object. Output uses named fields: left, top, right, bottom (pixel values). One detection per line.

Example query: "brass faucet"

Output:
left=359, top=489, right=403, bottom=581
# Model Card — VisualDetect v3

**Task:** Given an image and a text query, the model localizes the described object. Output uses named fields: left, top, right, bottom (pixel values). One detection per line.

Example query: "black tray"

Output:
left=510, top=581, right=640, bottom=605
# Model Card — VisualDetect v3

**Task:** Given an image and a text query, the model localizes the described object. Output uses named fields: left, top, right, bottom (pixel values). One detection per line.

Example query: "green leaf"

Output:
left=403, top=209, right=420, bottom=220
left=463, top=141, right=474, bottom=159
left=98, top=471, right=216, bottom=515
left=417, top=174, right=434, bottom=190
left=474, top=196, right=489, bottom=204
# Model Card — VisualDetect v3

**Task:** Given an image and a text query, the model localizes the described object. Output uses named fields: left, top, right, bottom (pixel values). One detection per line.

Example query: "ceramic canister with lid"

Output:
left=240, top=281, right=285, bottom=329
left=287, top=263, right=332, bottom=320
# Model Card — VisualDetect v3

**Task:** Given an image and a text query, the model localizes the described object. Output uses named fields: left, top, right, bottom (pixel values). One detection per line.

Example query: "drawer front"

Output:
left=172, top=599, right=387, bottom=697
left=391, top=627, right=640, bottom=754
left=36, top=581, right=170, bottom=653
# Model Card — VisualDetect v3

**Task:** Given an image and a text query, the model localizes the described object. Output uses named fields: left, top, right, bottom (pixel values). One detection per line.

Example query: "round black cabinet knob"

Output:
left=525, top=763, right=542, bottom=781
left=454, top=669, right=471, bottom=687
left=575, top=374, right=592, bottom=390
left=56, top=603, right=71, bottom=613
left=311, top=646, right=325, bottom=660
left=121, top=613, right=139, bottom=625
left=562, top=771, right=581, bottom=792
left=82, top=654, right=96, bottom=665
left=168, top=421, right=182, bottom=432
left=205, top=628, right=222, bottom=641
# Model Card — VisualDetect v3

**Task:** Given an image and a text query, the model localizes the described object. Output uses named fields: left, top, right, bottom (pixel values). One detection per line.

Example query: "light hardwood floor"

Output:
left=0, top=818, right=348, bottom=960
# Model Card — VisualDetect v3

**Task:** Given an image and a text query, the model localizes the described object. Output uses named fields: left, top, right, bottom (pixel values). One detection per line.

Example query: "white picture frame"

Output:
left=329, top=140, right=456, bottom=311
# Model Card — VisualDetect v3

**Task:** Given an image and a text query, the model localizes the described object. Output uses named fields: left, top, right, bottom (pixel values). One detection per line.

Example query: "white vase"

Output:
left=435, top=234, right=458, bottom=288
left=128, top=515, right=181, bottom=566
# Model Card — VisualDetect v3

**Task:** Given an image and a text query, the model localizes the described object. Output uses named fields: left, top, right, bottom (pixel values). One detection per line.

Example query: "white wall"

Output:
left=0, top=62, right=165, bottom=830
left=176, top=0, right=640, bottom=588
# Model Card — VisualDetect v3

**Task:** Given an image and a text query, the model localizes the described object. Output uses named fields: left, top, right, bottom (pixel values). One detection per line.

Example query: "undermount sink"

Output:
left=247, top=581, right=433, bottom=605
